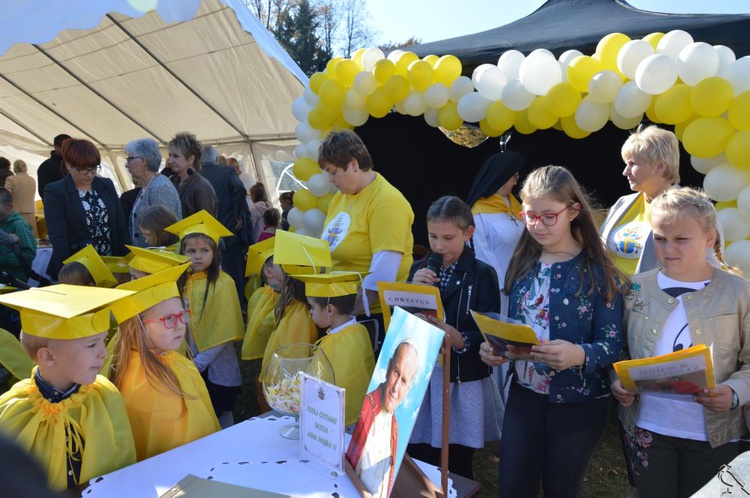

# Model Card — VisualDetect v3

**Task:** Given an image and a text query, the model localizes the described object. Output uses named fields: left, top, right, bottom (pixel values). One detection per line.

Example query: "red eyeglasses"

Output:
left=519, top=205, right=573, bottom=227
left=142, top=309, right=190, bottom=329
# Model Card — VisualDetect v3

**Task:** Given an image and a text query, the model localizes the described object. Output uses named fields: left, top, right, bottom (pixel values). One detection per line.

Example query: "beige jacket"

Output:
left=619, top=267, right=750, bottom=448
left=4, top=172, right=36, bottom=214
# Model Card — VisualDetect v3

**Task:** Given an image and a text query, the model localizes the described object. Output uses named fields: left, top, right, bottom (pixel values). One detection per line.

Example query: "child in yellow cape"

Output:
left=109, top=264, right=220, bottom=461
left=0, top=285, right=137, bottom=490
left=241, top=237, right=282, bottom=361
left=166, top=211, right=244, bottom=428
left=295, top=272, right=375, bottom=426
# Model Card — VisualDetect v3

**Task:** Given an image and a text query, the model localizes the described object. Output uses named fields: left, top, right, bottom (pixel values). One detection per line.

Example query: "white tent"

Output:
left=0, top=0, right=307, bottom=198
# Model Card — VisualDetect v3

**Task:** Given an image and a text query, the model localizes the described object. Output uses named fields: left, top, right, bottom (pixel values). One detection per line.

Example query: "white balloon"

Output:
left=305, top=139, right=321, bottom=161
left=361, top=47, right=385, bottom=71
left=677, top=42, right=720, bottom=86
left=529, top=48, right=554, bottom=58
left=635, top=54, right=678, bottom=95
left=614, top=81, right=651, bottom=118
left=294, top=142, right=308, bottom=159
left=353, top=71, right=379, bottom=96
left=345, top=88, right=367, bottom=110
left=424, top=107, right=440, bottom=127
left=519, top=51, right=562, bottom=95
left=302, top=208, right=327, bottom=235
left=714, top=45, right=737, bottom=74
left=691, top=153, right=726, bottom=175
left=588, top=70, right=623, bottom=104
left=341, top=104, right=369, bottom=127
left=559, top=50, right=584, bottom=67
left=703, top=163, right=750, bottom=202
left=294, top=227, right=312, bottom=237
left=386, top=49, right=404, bottom=63
left=497, top=50, right=525, bottom=80
left=291, top=97, right=311, bottom=122
left=329, top=180, right=339, bottom=194
left=725, top=239, right=750, bottom=275
left=502, top=78, right=536, bottom=111
left=656, top=29, right=694, bottom=59
left=295, top=122, right=321, bottom=143
left=287, top=207, right=304, bottom=228
left=716, top=208, right=750, bottom=241
left=475, top=66, right=508, bottom=101
left=424, top=83, right=450, bottom=108
left=404, top=90, right=427, bottom=116
left=609, top=103, right=643, bottom=130
left=617, top=40, right=654, bottom=80
left=306, top=173, right=330, bottom=197
left=449, top=76, right=474, bottom=103
left=722, top=56, right=750, bottom=96
left=303, top=86, right=319, bottom=106
left=738, top=185, right=750, bottom=218
left=575, top=96, right=609, bottom=132
left=472, top=64, right=495, bottom=87
left=393, top=99, right=408, bottom=115
left=457, top=92, right=491, bottom=123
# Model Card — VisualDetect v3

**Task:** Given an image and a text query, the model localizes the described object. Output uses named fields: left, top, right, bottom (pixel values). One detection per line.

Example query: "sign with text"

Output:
left=377, top=281, right=444, bottom=330
left=300, top=373, right=345, bottom=474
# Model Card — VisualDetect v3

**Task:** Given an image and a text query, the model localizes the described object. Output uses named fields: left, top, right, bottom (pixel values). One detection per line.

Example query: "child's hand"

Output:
left=412, top=268, right=438, bottom=286
left=426, top=316, right=465, bottom=349
left=530, top=339, right=585, bottom=371
left=611, top=378, right=636, bottom=407
left=479, top=341, right=507, bottom=367
left=694, top=384, right=735, bottom=412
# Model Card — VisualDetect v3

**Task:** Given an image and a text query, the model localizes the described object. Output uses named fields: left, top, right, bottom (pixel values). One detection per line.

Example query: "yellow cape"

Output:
left=0, top=328, right=34, bottom=381
left=261, top=301, right=319, bottom=379
left=0, top=369, right=136, bottom=490
left=185, top=271, right=244, bottom=352
left=118, top=350, right=219, bottom=461
left=471, top=193, right=522, bottom=217
left=316, top=323, right=375, bottom=426
left=241, top=286, right=280, bottom=361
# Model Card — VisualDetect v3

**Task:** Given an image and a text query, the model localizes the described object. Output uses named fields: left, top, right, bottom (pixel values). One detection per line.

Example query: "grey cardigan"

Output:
left=130, top=173, right=182, bottom=247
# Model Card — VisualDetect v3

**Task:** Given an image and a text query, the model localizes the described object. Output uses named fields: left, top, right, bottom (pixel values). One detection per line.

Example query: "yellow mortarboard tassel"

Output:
left=245, top=238, right=275, bottom=277
left=292, top=271, right=367, bottom=297
left=110, top=264, right=190, bottom=322
left=127, top=245, right=190, bottom=275
left=63, top=245, right=118, bottom=288
left=164, top=210, right=232, bottom=244
left=0, top=285, right=135, bottom=339
left=273, top=230, right=332, bottom=275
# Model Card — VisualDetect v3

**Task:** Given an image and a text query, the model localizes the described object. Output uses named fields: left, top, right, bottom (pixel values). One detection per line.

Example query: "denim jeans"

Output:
left=498, top=380, right=610, bottom=498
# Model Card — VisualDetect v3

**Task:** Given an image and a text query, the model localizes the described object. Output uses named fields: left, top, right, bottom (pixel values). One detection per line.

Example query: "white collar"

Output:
left=328, top=317, right=357, bottom=335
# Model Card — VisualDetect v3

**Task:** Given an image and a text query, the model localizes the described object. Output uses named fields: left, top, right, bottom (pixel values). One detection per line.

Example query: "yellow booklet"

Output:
left=470, top=310, right=540, bottom=358
left=377, top=281, right=444, bottom=330
left=614, top=344, right=715, bottom=396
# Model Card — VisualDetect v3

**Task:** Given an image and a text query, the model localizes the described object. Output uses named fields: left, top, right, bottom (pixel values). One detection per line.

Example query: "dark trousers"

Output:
left=407, top=443, right=476, bottom=479
left=498, top=381, right=609, bottom=498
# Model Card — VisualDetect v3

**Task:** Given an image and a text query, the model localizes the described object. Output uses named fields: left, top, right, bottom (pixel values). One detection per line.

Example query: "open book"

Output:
left=614, top=344, right=715, bottom=398
left=470, top=311, right=540, bottom=359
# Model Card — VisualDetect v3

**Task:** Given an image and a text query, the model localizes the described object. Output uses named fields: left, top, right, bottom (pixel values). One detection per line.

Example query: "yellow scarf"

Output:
left=0, top=328, right=34, bottom=381
left=0, top=369, right=136, bottom=490
left=241, top=286, right=280, bottom=361
left=185, top=271, right=244, bottom=352
left=471, top=193, right=522, bottom=218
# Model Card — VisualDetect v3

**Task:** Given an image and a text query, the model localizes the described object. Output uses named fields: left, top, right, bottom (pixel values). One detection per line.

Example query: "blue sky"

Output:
left=365, top=0, right=750, bottom=47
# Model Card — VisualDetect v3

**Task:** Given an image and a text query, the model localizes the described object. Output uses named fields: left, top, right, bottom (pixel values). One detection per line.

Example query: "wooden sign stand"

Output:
left=346, top=335, right=451, bottom=498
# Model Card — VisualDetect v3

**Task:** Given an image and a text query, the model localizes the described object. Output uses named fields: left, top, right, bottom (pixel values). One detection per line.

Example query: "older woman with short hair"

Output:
left=124, top=138, right=182, bottom=247
left=5, top=160, right=37, bottom=237
left=167, top=132, right=217, bottom=219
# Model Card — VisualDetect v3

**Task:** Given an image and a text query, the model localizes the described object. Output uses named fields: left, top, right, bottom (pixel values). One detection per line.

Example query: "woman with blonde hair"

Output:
left=5, top=160, right=38, bottom=237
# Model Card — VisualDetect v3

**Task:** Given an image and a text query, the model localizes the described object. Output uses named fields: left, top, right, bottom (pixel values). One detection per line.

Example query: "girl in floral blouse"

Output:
left=480, top=165, right=628, bottom=498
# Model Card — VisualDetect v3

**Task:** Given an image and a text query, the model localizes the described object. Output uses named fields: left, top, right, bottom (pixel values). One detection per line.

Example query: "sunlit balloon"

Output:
left=438, top=101, right=463, bottom=130
left=449, top=76, right=475, bottom=103
left=614, top=81, right=652, bottom=118
left=725, top=239, right=750, bottom=275
left=714, top=45, right=737, bottom=73
left=653, top=84, right=692, bottom=124
left=513, top=109, right=538, bottom=135
left=486, top=101, right=516, bottom=132
left=395, top=52, right=419, bottom=76
left=682, top=117, right=734, bottom=158
left=575, top=96, right=609, bottom=132
left=407, top=60, right=434, bottom=91
left=643, top=32, right=665, bottom=50
left=588, top=70, right=623, bottom=104
left=305, top=139, right=321, bottom=161
left=291, top=97, right=312, bottom=122
left=361, top=47, right=385, bottom=71
left=424, top=107, right=441, bottom=127
left=520, top=51, right=562, bottom=95
left=366, top=87, right=392, bottom=118
left=475, top=65, right=508, bottom=101
left=635, top=54, right=678, bottom=95
left=303, top=86, right=319, bottom=106
left=302, top=208, right=327, bottom=235
left=497, top=50, right=525, bottom=80
left=656, top=30, right=694, bottom=59
left=353, top=71, right=379, bottom=96
left=596, top=32, right=631, bottom=72
left=567, top=55, right=604, bottom=93
left=457, top=92, right=491, bottom=123
left=690, top=77, right=734, bottom=117
left=677, top=42, right=720, bottom=86
left=502, top=78, right=536, bottom=111
left=617, top=40, right=655, bottom=80
left=306, top=173, right=331, bottom=197
left=726, top=130, right=750, bottom=167
left=559, top=50, right=584, bottom=67
left=691, top=153, right=726, bottom=174
left=295, top=122, right=321, bottom=143
left=287, top=207, right=304, bottom=229
left=424, top=83, right=450, bottom=108
left=561, top=114, right=591, bottom=139
left=544, top=82, right=581, bottom=117
left=434, top=55, right=462, bottom=86
left=335, top=59, right=360, bottom=87
left=728, top=91, right=750, bottom=130
left=610, top=103, right=643, bottom=130
left=374, top=59, right=397, bottom=84
left=704, top=163, right=750, bottom=201
left=383, top=74, right=410, bottom=102
left=345, top=88, right=367, bottom=110
left=716, top=208, right=750, bottom=241
left=527, top=97, right=558, bottom=129
left=403, top=90, right=427, bottom=116
left=341, top=104, right=369, bottom=127
left=723, top=57, right=750, bottom=96
left=738, top=186, right=750, bottom=218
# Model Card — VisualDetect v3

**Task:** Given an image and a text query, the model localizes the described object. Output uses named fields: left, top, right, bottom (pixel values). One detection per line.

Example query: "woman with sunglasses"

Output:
left=43, top=138, right=129, bottom=279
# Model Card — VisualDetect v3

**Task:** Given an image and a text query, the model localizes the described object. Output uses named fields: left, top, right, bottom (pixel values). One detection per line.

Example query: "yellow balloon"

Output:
left=486, top=101, right=516, bottom=133
left=292, top=158, right=320, bottom=182
left=728, top=92, right=750, bottom=130
left=682, top=116, right=734, bottom=158
left=307, top=106, right=328, bottom=129
left=726, top=130, right=750, bottom=167
left=643, top=32, right=665, bottom=50
left=567, top=56, right=604, bottom=93
left=716, top=199, right=739, bottom=210
left=479, top=118, right=503, bottom=137
left=645, top=97, right=662, bottom=124
left=423, top=54, right=439, bottom=67
left=325, top=57, right=343, bottom=76
left=407, top=60, right=434, bottom=91
left=374, top=59, right=397, bottom=84
left=293, top=188, right=318, bottom=211
left=438, top=102, right=463, bottom=130
left=309, top=72, right=327, bottom=94
left=317, top=192, right=334, bottom=214
left=352, top=49, right=366, bottom=68
left=561, top=114, right=591, bottom=139
left=528, top=97, right=558, bottom=129
left=335, top=59, right=360, bottom=87
left=674, top=114, right=697, bottom=141
left=366, top=87, right=393, bottom=118
left=383, top=74, right=410, bottom=102
left=545, top=82, right=582, bottom=118
left=434, top=55, right=462, bottom=87
left=691, top=77, right=734, bottom=117
left=513, top=109, right=538, bottom=135
left=395, top=52, right=419, bottom=76
left=318, top=79, right=346, bottom=108
left=654, top=84, right=692, bottom=124
left=596, top=32, right=631, bottom=72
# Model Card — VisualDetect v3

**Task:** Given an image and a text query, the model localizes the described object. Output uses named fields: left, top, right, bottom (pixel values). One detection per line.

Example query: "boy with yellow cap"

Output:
left=0, top=285, right=137, bottom=490
left=166, top=210, right=244, bottom=428
left=241, top=237, right=282, bottom=362
left=59, top=244, right=118, bottom=287
left=295, top=272, right=375, bottom=426
left=109, top=264, right=220, bottom=461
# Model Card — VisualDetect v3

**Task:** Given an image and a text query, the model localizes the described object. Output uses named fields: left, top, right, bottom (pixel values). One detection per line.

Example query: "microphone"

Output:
left=425, top=252, right=443, bottom=279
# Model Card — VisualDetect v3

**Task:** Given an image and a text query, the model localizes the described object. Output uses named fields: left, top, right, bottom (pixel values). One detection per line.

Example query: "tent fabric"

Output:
left=0, top=0, right=306, bottom=192
left=412, top=0, right=750, bottom=75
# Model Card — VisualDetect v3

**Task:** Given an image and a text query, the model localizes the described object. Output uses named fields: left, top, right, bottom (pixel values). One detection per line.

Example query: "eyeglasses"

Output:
left=142, top=309, right=191, bottom=329
left=519, top=205, right=573, bottom=227
left=125, top=156, right=142, bottom=163
left=72, top=165, right=101, bottom=175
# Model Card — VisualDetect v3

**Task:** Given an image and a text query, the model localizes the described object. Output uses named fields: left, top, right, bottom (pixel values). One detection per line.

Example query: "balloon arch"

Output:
left=287, top=30, right=750, bottom=274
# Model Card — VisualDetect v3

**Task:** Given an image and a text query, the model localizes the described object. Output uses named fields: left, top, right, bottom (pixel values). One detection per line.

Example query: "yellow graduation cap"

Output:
left=164, top=210, right=232, bottom=244
left=127, top=245, right=190, bottom=275
left=63, top=245, right=118, bottom=288
left=273, top=230, right=331, bottom=275
left=110, top=264, right=190, bottom=322
left=0, top=285, right=135, bottom=339
left=245, top=238, right=275, bottom=277
left=102, top=254, right=133, bottom=275
left=293, top=271, right=367, bottom=297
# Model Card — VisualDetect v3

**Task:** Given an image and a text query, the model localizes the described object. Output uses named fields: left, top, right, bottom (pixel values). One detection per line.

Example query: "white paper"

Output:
left=300, top=373, right=345, bottom=474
